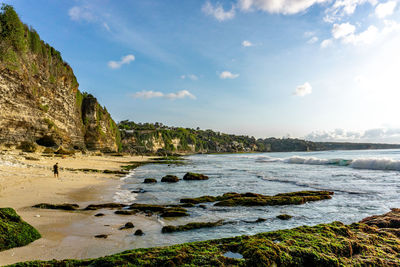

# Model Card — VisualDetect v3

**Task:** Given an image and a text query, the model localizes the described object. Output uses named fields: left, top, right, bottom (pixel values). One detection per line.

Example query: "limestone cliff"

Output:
left=0, top=5, right=120, bottom=152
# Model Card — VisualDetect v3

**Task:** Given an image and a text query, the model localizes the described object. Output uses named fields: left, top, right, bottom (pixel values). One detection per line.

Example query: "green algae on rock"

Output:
left=161, top=175, right=180, bottom=183
left=0, top=208, right=41, bottom=251
left=183, top=172, right=209, bottom=180
left=181, top=190, right=333, bottom=207
left=32, top=203, right=79, bottom=211
left=162, top=220, right=224, bottom=233
left=12, top=209, right=400, bottom=266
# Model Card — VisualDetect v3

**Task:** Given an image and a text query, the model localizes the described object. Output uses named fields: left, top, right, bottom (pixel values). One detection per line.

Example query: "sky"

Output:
left=4, top=0, right=400, bottom=143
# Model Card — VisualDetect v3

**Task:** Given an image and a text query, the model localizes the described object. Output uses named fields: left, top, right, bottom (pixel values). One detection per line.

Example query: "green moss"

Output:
left=43, top=118, right=55, bottom=130
left=162, top=220, right=224, bottom=233
left=13, top=210, right=400, bottom=266
left=180, top=191, right=333, bottom=207
left=17, top=141, right=36, bottom=152
left=39, top=104, right=49, bottom=112
left=0, top=207, right=41, bottom=251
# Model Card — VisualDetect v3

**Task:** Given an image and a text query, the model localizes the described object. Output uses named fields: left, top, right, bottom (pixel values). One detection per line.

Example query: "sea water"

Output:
left=115, top=149, right=400, bottom=248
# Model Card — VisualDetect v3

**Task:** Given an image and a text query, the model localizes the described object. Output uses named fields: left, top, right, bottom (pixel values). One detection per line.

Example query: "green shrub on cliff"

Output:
left=0, top=208, right=41, bottom=251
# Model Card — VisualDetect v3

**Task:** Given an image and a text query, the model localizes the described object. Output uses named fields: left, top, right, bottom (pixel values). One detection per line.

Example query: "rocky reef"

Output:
left=0, top=5, right=120, bottom=152
left=12, top=209, right=400, bottom=266
left=180, top=190, right=333, bottom=207
left=0, top=208, right=41, bottom=251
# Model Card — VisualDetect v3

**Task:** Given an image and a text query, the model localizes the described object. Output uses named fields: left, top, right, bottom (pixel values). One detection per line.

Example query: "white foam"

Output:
left=350, top=158, right=400, bottom=171
left=113, top=189, right=137, bottom=204
left=256, top=154, right=400, bottom=172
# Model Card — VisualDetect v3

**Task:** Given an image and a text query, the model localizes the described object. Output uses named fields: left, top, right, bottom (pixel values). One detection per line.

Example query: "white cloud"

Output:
left=305, top=128, right=400, bottom=143
left=133, top=90, right=196, bottom=100
left=242, top=40, right=253, bottom=47
left=165, top=90, right=196, bottom=100
left=202, top=1, right=235, bottom=21
left=238, top=0, right=330, bottom=14
left=332, top=22, right=356, bottom=39
left=375, top=1, right=397, bottom=18
left=342, top=25, right=378, bottom=45
left=294, top=82, right=312, bottom=96
left=382, top=19, right=400, bottom=34
left=324, top=0, right=377, bottom=22
left=108, top=54, right=135, bottom=69
left=181, top=74, right=198, bottom=80
left=68, top=6, right=95, bottom=22
left=307, top=36, right=319, bottom=44
left=320, top=39, right=333, bottom=48
left=219, top=71, right=239, bottom=79
left=328, top=23, right=379, bottom=46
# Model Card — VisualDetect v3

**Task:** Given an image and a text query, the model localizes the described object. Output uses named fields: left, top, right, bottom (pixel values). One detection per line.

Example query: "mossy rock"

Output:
left=161, top=175, right=179, bottom=183
left=277, top=214, right=293, bottom=220
left=143, top=178, right=157, bottom=183
left=17, top=141, right=37, bottom=152
left=32, top=203, right=79, bottom=211
left=162, top=220, right=224, bottom=233
left=14, top=209, right=400, bottom=266
left=0, top=208, right=41, bottom=251
left=183, top=172, right=209, bottom=181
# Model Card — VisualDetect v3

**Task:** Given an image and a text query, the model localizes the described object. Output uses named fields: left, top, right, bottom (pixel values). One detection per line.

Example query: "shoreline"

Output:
left=0, top=151, right=156, bottom=265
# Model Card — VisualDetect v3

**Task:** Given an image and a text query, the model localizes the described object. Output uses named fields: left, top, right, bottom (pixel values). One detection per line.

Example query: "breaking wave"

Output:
left=257, top=155, right=400, bottom=171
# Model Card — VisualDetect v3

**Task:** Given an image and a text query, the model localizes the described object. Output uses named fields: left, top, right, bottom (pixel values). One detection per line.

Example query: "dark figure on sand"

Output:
left=53, top=163, right=59, bottom=178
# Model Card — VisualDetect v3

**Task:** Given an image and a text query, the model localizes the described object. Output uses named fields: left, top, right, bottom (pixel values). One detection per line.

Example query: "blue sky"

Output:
left=5, top=0, right=400, bottom=142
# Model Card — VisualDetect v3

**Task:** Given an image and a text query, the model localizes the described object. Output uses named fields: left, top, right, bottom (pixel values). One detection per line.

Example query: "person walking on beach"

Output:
left=53, top=162, right=59, bottom=178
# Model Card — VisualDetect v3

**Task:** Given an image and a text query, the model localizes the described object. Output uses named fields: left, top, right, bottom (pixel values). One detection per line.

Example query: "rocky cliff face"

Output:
left=0, top=5, right=120, bottom=152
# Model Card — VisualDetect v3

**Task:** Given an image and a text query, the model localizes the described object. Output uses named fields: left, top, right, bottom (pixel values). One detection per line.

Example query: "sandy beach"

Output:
left=0, top=151, right=158, bottom=265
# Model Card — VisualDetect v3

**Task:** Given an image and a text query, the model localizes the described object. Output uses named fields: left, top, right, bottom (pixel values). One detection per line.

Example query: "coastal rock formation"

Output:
left=183, top=172, right=209, bottom=180
left=0, top=208, right=41, bottom=251
left=180, top=190, right=333, bottom=207
left=161, top=175, right=179, bottom=183
left=0, top=6, right=120, bottom=152
left=18, top=209, right=400, bottom=266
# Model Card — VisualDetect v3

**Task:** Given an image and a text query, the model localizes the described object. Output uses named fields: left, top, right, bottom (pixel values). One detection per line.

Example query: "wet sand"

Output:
left=0, top=151, right=158, bottom=265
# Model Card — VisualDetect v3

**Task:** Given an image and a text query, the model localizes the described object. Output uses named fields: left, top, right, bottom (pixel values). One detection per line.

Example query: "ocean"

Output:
left=114, top=149, right=400, bottom=248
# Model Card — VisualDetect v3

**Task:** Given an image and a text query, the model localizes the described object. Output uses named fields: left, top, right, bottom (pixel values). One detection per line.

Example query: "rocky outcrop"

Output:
left=0, top=5, right=120, bottom=152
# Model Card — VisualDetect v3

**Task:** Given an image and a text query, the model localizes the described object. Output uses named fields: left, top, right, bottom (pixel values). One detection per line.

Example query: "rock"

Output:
left=94, top=234, right=108, bottom=239
left=115, top=210, right=137, bottom=215
left=360, top=208, right=400, bottom=229
left=33, top=203, right=79, bottom=211
left=94, top=213, right=105, bottom=217
left=134, top=229, right=144, bottom=236
left=143, top=178, right=157, bottom=183
left=199, top=205, right=207, bottom=209
left=131, top=188, right=146, bottom=193
left=183, top=172, right=209, bottom=181
left=0, top=208, right=41, bottom=251
left=84, top=203, right=126, bottom=210
left=277, top=214, right=293, bottom=220
left=162, top=220, right=224, bottom=233
left=244, top=218, right=266, bottom=223
left=119, top=222, right=134, bottom=230
left=160, top=208, right=189, bottom=217
left=161, top=175, right=179, bottom=183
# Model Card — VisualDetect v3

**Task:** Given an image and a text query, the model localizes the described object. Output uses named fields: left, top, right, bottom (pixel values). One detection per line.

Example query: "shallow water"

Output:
left=114, top=149, right=400, bottom=247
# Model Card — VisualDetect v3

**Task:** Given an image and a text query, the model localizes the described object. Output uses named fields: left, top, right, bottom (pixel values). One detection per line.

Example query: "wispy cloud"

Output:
left=108, top=54, right=135, bottom=69
left=238, top=0, right=330, bottom=14
left=320, top=39, right=333, bottom=48
left=181, top=74, right=199, bottom=80
left=324, top=0, right=377, bottom=23
left=68, top=5, right=96, bottom=22
left=294, top=82, right=312, bottom=96
left=219, top=71, right=239, bottom=79
left=133, top=90, right=196, bottom=100
left=242, top=40, right=253, bottom=47
left=307, top=36, right=319, bottom=44
left=202, top=1, right=235, bottom=21
left=375, top=1, right=397, bottom=18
